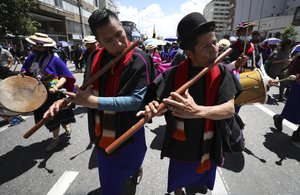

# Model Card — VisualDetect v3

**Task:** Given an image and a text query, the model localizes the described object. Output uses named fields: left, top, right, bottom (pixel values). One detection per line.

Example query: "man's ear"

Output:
left=184, top=50, right=193, bottom=59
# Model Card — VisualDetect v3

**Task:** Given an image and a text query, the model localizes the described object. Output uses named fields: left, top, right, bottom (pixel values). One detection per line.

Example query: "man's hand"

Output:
left=235, top=54, right=248, bottom=67
left=48, top=86, right=59, bottom=93
left=64, top=84, right=98, bottom=109
left=163, top=90, right=202, bottom=119
left=43, top=99, right=67, bottom=118
left=136, top=100, right=167, bottom=120
left=268, top=79, right=278, bottom=87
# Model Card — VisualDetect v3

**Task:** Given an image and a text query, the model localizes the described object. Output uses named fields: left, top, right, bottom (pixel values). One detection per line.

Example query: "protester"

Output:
left=138, top=12, right=238, bottom=195
left=74, top=44, right=84, bottom=72
left=273, top=44, right=300, bottom=142
left=43, top=9, right=156, bottom=195
left=82, top=35, right=99, bottom=81
left=218, top=39, right=231, bottom=53
left=0, top=44, right=14, bottom=79
left=145, top=42, right=162, bottom=67
left=22, top=32, right=76, bottom=152
left=266, top=39, right=293, bottom=101
left=82, top=35, right=99, bottom=63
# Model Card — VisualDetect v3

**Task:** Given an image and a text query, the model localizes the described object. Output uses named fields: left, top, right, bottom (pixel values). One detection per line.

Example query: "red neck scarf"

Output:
left=90, top=44, right=134, bottom=148
left=173, top=58, right=221, bottom=173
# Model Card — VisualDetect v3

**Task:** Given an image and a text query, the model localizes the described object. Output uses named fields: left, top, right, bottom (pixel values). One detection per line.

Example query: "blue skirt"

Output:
left=96, top=128, right=147, bottom=195
left=282, top=81, right=300, bottom=124
left=167, top=159, right=217, bottom=193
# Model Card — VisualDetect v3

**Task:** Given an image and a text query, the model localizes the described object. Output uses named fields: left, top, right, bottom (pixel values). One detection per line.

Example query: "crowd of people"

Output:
left=0, top=7, right=299, bottom=195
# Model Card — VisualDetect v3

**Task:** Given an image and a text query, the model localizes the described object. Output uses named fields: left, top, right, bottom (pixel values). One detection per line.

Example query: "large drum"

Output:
left=235, top=69, right=267, bottom=105
left=0, top=75, right=47, bottom=114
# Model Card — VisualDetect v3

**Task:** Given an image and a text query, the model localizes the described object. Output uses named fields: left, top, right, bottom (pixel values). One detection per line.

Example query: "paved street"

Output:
left=0, top=63, right=300, bottom=195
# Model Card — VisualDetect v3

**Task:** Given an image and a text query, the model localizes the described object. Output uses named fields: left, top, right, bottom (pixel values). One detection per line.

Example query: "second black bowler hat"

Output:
left=177, top=12, right=215, bottom=49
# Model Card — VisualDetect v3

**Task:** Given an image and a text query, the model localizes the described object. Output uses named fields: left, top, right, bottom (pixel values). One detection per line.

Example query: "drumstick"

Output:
left=105, top=48, right=233, bottom=154
left=275, top=75, right=296, bottom=83
left=23, top=41, right=139, bottom=139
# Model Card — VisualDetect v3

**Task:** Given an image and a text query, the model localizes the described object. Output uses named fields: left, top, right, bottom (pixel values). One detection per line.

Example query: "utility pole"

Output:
left=258, top=0, right=265, bottom=31
left=77, top=0, right=84, bottom=39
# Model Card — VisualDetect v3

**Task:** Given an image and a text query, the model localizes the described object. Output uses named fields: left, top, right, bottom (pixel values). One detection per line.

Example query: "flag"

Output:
left=152, top=24, right=156, bottom=38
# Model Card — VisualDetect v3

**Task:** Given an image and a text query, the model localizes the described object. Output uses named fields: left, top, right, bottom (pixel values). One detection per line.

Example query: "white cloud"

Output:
left=118, top=0, right=211, bottom=38
left=180, top=0, right=211, bottom=14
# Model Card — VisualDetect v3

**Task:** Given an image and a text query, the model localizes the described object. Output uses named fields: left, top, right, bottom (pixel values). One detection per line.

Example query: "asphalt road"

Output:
left=0, top=63, right=299, bottom=195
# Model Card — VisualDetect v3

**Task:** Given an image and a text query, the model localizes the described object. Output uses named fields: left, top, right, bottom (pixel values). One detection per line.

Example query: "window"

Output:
left=54, top=0, right=63, bottom=8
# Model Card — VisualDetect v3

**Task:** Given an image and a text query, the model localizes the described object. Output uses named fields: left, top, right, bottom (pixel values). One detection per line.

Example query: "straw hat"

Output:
left=83, top=35, right=97, bottom=44
left=218, top=39, right=231, bottom=49
left=145, top=42, right=157, bottom=50
left=25, top=32, right=56, bottom=47
left=235, top=21, right=257, bottom=31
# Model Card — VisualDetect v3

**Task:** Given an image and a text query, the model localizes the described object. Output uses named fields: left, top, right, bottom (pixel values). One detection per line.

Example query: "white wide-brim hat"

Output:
left=218, top=39, right=231, bottom=48
left=145, top=42, right=157, bottom=50
left=83, top=36, right=97, bottom=44
left=25, top=32, right=56, bottom=47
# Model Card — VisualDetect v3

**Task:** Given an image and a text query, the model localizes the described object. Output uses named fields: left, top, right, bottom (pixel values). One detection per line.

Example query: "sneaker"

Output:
left=64, top=124, right=72, bottom=136
left=45, top=138, right=60, bottom=152
left=273, top=114, right=283, bottom=131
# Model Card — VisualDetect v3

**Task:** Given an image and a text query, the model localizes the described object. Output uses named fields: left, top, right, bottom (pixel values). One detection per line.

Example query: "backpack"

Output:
left=216, top=113, right=245, bottom=153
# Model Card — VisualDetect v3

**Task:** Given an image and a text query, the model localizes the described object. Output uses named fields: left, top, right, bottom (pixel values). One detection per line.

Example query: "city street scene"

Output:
left=0, top=0, right=300, bottom=195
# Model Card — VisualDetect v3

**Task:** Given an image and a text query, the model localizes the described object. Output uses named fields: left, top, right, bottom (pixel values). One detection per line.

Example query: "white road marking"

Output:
left=211, top=104, right=299, bottom=195
left=212, top=168, right=228, bottom=195
left=254, top=104, right=298, bottom=131
left=0, top=124, right=10, bottom=133
left=0, top=116, right=30, bottom=133
left=47, top=171, right=78, bottom=195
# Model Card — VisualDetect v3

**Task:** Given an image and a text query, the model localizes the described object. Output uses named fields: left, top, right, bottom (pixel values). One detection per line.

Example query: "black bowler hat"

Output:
left=177, top=12, right=215, bottom=49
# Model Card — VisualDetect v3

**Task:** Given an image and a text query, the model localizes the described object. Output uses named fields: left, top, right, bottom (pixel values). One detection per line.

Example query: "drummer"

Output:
left=224, top=21, right=275, bottom=112
left=22, top=33, right=76, bottom=152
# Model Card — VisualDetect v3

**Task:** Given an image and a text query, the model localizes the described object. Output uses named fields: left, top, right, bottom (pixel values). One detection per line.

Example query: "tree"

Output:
left=0, top=0, right=39, bottom=38
left=281, top=24, right=298, bottom=42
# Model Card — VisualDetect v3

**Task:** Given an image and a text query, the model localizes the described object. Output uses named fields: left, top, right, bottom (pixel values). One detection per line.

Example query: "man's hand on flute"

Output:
left=136, top=89, right=201, bottom=119
left=163, top=90, right=202, bottom=119
left=64, top=84, right=98, bottom=109
left=136, top=100, right=167, bottom=118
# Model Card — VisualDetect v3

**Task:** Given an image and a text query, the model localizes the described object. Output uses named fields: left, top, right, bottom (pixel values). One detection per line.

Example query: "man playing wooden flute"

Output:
left=138, top=12, right=240, bottom=195
left=44, top=9, right=156, bottom=195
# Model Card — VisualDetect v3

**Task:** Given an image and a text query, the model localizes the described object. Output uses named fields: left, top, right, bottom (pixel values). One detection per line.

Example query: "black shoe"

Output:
left=291, top=130, right=300, bottom=142
left=131, top=167, right=143, bottom=185
left=185, top=185, right=208, bottom=194
left=273, top=114, right=283, bottom=131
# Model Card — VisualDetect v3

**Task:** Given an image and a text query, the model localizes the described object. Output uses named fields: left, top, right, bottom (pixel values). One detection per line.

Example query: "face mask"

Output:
left=239, top=35, right=252, bottom=42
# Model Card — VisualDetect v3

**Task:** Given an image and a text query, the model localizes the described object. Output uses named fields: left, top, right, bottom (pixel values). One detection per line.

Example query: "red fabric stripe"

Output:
left=196, top=159, right=211, bottom=173
left=204, top=65, right=221, bottom=132
left=90, top=42, right=135, bottom=149
left=172, top=129, right=187, bottom=141
left=235, top=40, right=255, bottom=56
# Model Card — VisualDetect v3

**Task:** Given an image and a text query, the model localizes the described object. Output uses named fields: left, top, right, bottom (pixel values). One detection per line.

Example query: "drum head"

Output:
left=0, top=106, right=20, bottom=116
left=0, top=75, right=47, bottom=113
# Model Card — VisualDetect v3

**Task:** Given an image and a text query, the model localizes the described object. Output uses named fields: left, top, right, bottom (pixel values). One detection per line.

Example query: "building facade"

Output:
left=32, top=0, right=119, bottom=42
left=232, top=0, right=300, bottom=41
left=203, top=0, right=231, bottom=38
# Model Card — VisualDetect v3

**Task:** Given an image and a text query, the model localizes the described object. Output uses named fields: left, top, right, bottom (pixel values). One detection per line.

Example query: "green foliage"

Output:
left=0, top=0, right=39, bottom=38
left=281, top=24, right=298, bottom=42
